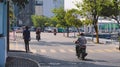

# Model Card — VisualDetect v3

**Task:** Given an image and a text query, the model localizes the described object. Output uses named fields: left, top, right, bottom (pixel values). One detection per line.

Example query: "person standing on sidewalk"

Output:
left=23, top=26, right=31, bottom=53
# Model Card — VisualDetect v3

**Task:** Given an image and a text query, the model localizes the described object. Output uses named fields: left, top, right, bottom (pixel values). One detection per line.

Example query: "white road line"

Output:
left=59, top=49, right=66, bottom=53
left=50, top=49, right=56, bottom=53
left=30, top=49, right=37, bottom=53
left=111, top=48, right=119, bottom=52
left=95, top=49, right=105, bottom=52
left=88, top=50, right=95, bottom=53
left=68, top=49, right=75, bottom=52
left=103, top=49, right=113, bottom=52
left=40, top=49, right=47, bottom=53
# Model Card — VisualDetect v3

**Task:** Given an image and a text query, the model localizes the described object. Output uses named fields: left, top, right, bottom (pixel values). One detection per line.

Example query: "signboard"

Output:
left=0, top=3, right=3, bottom=36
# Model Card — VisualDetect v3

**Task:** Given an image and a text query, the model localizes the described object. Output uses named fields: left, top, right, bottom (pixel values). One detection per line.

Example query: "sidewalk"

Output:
left=6, top=51, right=40, bottom=67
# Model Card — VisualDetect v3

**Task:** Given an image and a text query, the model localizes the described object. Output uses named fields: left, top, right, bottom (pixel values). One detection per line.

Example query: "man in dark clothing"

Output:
left=23, top=26, right=30, bottom=53
left=75, top=33, right=87, bottom=56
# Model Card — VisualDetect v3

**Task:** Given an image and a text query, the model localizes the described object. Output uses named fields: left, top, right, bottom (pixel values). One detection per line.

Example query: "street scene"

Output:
left=1, top=0, right=120, bottom=67
left=9, top=32, right=120, bottom=67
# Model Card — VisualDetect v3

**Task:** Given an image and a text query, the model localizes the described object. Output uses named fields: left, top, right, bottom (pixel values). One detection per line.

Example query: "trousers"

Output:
left=24, top=39, right=29, bottom=52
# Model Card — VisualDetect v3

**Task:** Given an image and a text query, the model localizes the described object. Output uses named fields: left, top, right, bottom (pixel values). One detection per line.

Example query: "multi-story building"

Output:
left=14, top=0, right=64, bottom=26
left=35, top=0, right=64, bottom=17
left=35, top=0, right=43, bottom=16
left=14, top=0, right=35, bottom=26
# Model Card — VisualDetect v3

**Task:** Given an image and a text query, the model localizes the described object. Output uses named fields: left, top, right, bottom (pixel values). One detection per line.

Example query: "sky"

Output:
left=64, top=0, right=82, bottom=10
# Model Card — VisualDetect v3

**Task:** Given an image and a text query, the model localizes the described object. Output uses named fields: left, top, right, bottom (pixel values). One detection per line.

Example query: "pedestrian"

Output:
left=36, top=28, right=41, bottom=41
left=23, top=26, right=31, bottom=53
left=75, top=33, right=87, bottom=56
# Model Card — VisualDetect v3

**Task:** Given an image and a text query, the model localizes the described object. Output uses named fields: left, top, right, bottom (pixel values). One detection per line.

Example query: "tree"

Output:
left=31, top=15, right=48, bottom=31
left=100, top=0, right=120, bottom=50
left=45, top=17, right=57, bottom=27
left=75, top=0, right=110, bottom=43
left=65, top=9, right=83, bottom=35
left=52, top=7, right=70, bottom=37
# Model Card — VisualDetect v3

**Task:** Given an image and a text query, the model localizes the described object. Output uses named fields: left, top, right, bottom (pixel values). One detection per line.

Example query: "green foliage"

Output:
left=99, top=0, right=120, bottom=17
left=31, top=15, right=47, bottom=28
left=75, top=0, right=113, bottom=43
left=52, top=7, right=70, bottom=28
left=65, top=9, right=83, bottom=28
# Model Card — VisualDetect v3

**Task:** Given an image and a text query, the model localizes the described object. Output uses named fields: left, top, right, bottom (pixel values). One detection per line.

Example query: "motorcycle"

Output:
left=36, top=34, right=40, bottom=41
left=76, top=45, right=87, bottom=60
left=75, top=41, right=87, bottom=60
left=54, top=32, right=56, bottom=35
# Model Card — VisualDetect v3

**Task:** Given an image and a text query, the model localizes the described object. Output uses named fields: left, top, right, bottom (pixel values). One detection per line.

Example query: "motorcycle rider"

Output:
left=36, top=28, right=41, bottom=41
left=75, top=33, right=87, bottom=59
left=53, top=29, right=57, bottom=35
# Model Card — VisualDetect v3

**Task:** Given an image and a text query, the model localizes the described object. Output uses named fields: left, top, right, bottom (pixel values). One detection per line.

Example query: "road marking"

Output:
left=30, top=49, right=37, bottom=53
left=10, top=43, right=119, bottom=53
left=103, top=49, right=113, bottom=52
left=50, top=49, right=56, bottom=53
left=59, top=49, right=66, bottom=53
left=40, top=49, right=47, bottom=53
left=68, top=49, right=75, bottom=52
left=95, top=49, right=105, bottom=52
left=88, top=50, right=95, bottom=53
left=111, top=48, right=119, bottom=52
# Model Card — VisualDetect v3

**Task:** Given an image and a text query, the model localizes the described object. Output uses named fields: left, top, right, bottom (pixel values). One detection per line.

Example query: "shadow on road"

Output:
left=8, top=52, right=119, bottom=67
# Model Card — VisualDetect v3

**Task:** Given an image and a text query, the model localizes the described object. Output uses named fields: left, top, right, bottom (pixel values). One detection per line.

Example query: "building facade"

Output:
left=35, top=0, right=64, bottom=17
left=14, top=0, right=35, bottom=26
left=35, top=0, right=43, bottom=16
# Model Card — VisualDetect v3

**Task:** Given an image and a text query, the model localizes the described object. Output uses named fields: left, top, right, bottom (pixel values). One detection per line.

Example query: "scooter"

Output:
left=76, top=45, right=87, bottom=60
left=36, top=34, right=40, bottom=41
left=75, top=41, right=87, bottom=60
left=54, top=32, right=56, bottom=35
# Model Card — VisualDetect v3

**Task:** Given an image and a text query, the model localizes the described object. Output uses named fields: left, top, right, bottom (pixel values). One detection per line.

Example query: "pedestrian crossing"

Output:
left=10, top=45, right=119, bottom=54
left=37, top=48, right=119, bottom=54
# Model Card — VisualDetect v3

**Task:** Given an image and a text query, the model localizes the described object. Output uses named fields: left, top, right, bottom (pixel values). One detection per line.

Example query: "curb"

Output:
left=6, top=56, right=41, bottom=67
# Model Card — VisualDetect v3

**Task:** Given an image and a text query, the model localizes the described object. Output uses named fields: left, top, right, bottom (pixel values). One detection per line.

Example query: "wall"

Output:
left=0, top=1, right=7, bottom=67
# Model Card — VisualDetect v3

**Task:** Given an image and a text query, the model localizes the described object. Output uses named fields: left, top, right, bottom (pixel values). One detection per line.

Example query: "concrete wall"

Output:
left=0, top=37, right=7, bottom=67
left=0, top=1, right=7, bottom=67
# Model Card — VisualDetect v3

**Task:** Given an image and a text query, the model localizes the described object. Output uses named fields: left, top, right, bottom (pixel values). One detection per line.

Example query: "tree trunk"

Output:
left=94, top=23, right=99, bottom=43
left=66, top=27, right=69, bottom=37
left=76, top=27, right=80, bottom=35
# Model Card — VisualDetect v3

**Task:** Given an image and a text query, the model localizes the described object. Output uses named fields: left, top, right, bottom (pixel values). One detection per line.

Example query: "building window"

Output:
left=35, top=0, right=43, bottom=5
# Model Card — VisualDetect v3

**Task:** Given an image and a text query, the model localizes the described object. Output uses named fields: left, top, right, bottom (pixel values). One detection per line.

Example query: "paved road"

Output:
left=10, top=32, right=120, bottom=67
